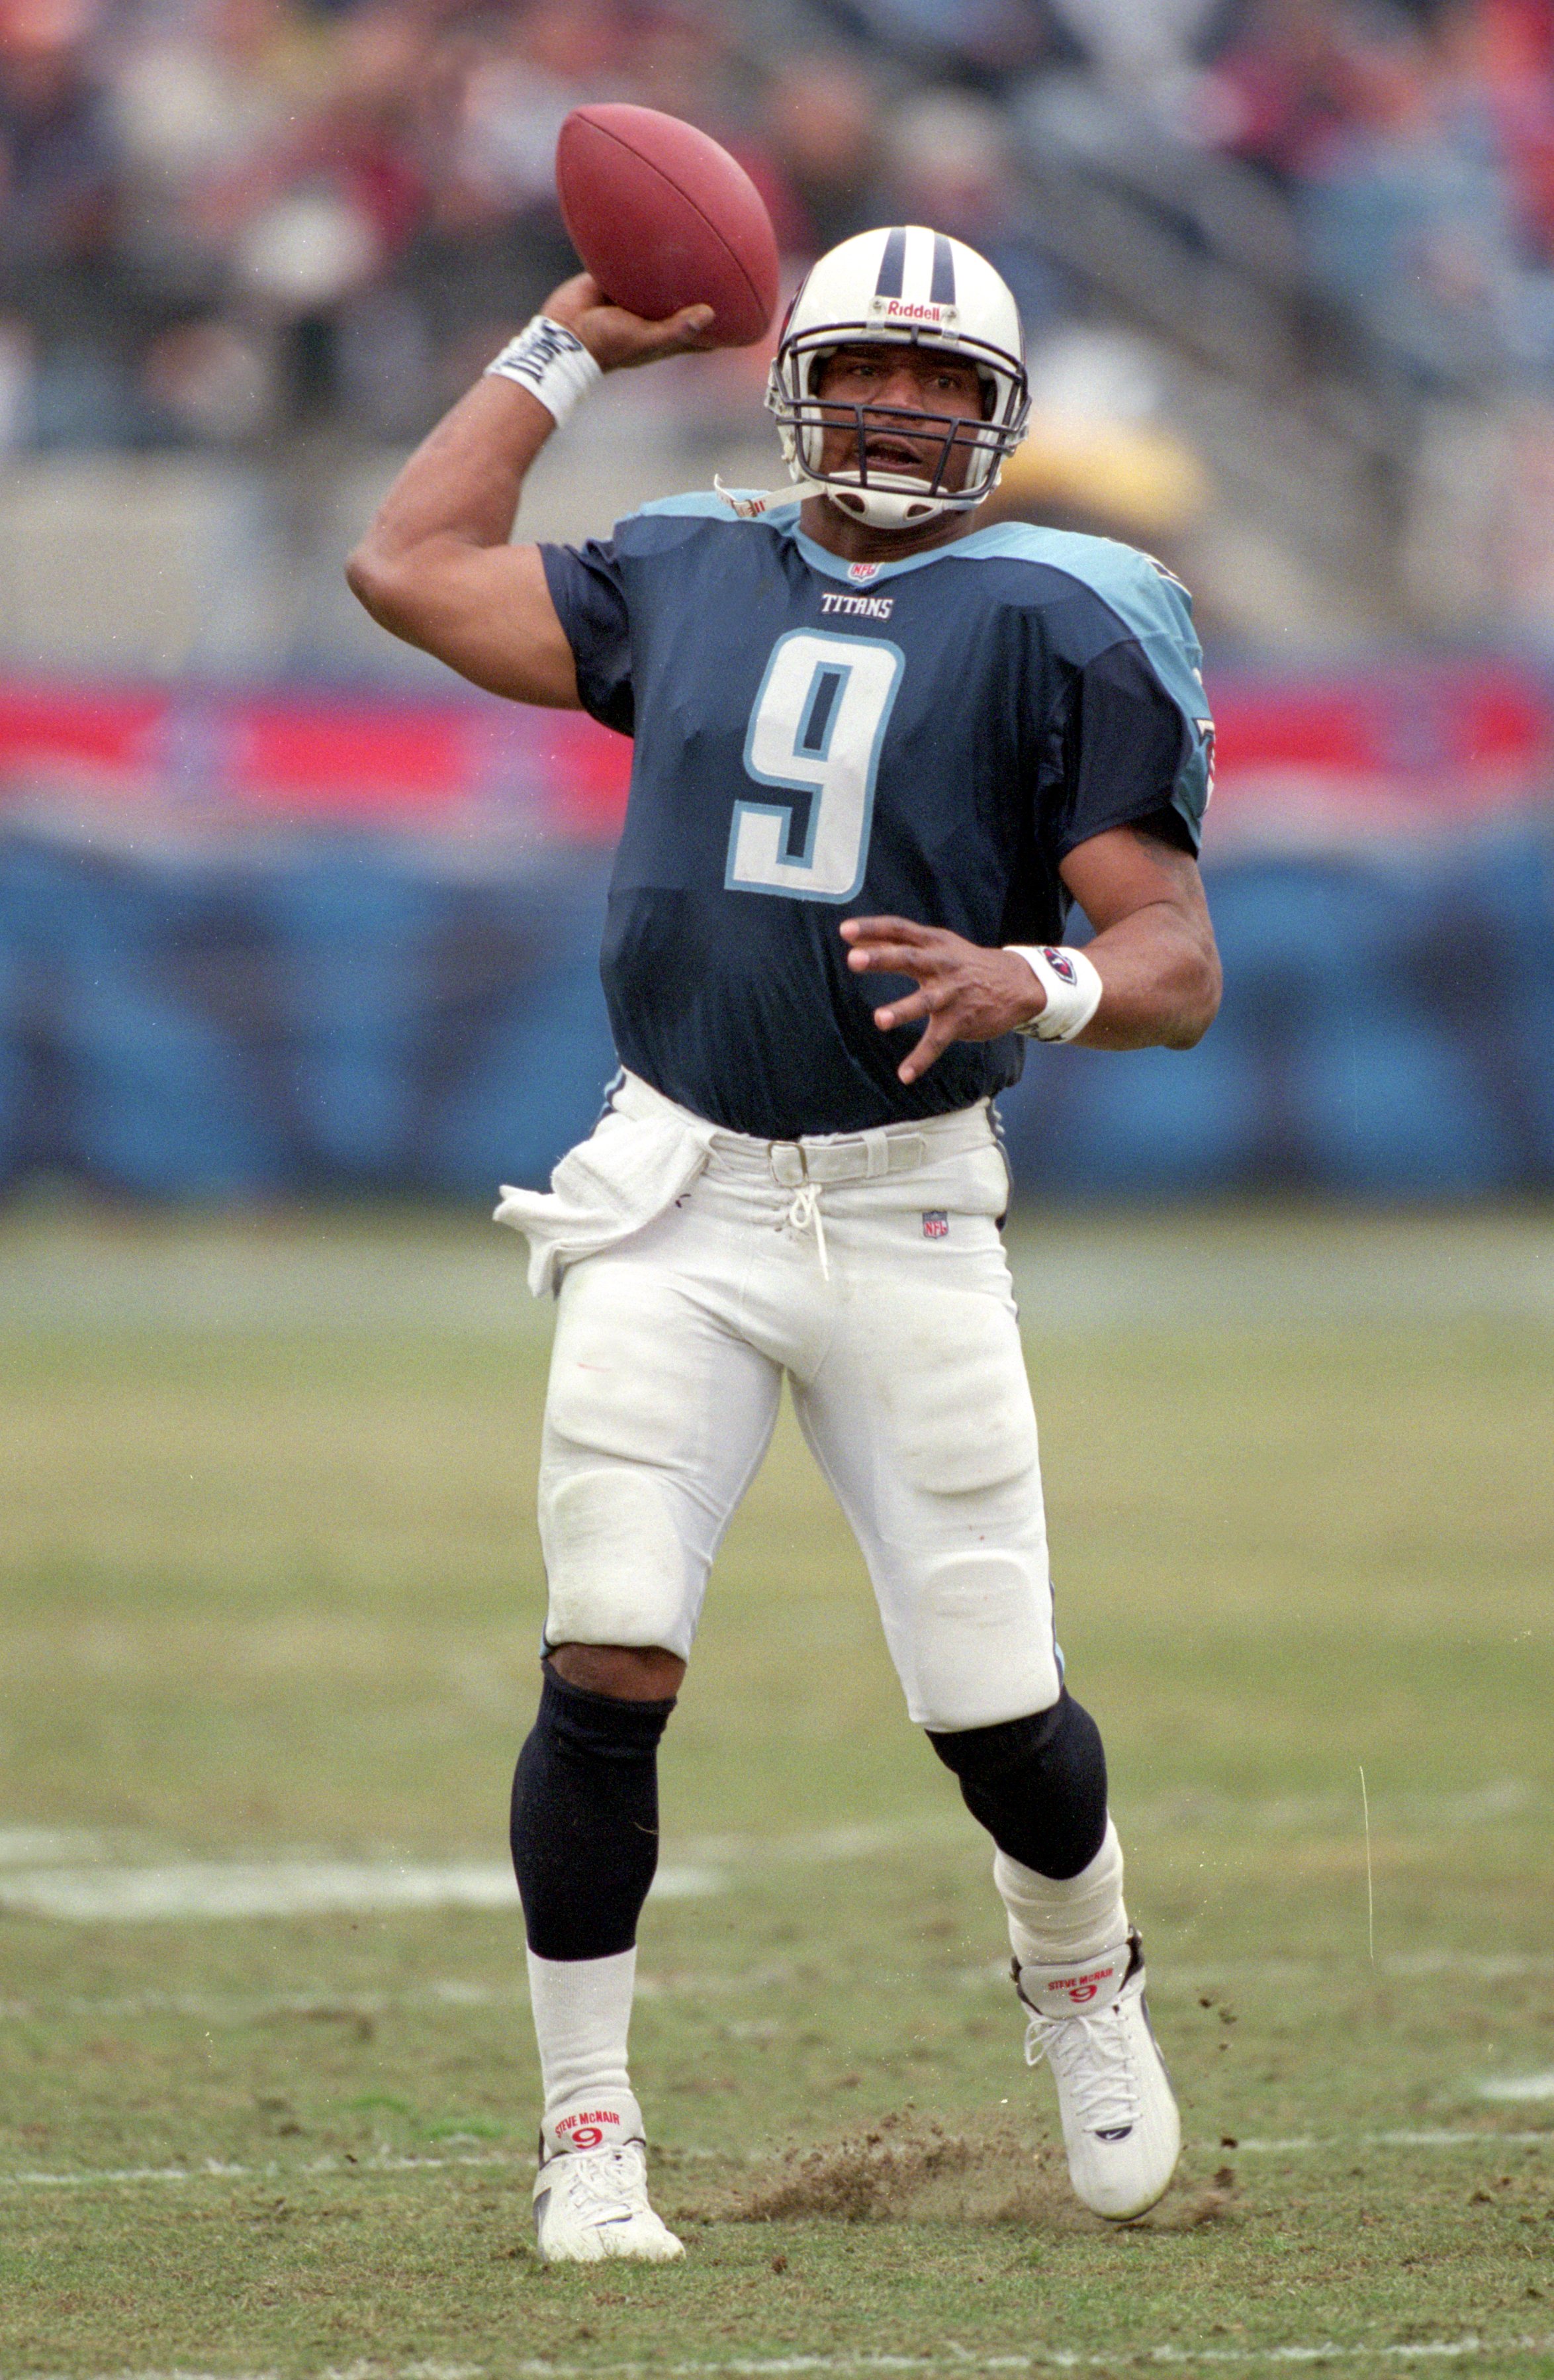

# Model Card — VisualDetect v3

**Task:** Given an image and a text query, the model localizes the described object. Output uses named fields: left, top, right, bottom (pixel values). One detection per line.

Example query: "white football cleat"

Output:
left=1015, top=1928, right=1181, bottom=2220
left=531, top=2094, right=684, bottom=2263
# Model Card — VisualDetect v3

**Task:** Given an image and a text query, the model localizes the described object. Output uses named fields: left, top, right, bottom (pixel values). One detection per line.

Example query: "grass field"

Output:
left=1, top=1205, right=1552, bottom=2379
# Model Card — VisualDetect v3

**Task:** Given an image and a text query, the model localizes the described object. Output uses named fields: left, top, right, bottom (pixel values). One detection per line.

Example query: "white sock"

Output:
left=525, top=1946, right=636, bottom=2126
left=994, top=1816, right=1128, bottom=1968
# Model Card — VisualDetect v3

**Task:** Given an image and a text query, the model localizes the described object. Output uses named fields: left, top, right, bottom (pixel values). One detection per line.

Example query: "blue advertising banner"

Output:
left=3, top=821, right=1553, bottom=1202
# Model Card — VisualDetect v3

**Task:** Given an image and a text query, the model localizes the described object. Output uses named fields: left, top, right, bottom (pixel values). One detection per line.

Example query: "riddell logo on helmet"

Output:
left=877, top=298, right=956, bottom=324
left=557, top=2109, right=620, bottom=2150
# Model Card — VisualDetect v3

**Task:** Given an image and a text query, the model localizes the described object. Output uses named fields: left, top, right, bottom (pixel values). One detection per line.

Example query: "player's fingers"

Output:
left=899, top=981, right=977, bottom=1078
left=846, top=940, right=945, bottom=978
left=848, top=947, right=919, bottom=978
left=591, top=301, right=717, bottom=369
left=657, top=303, right=718, bottom=350
left=897, top=1011, right=956, bottom=1084
left=842, top=914, right=932, bottom=947
left=872, top=987, right=935, bottom=1031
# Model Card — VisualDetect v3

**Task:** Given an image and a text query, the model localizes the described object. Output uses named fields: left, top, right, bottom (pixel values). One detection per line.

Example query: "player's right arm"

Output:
left=344, top=275, right=715, bottom=706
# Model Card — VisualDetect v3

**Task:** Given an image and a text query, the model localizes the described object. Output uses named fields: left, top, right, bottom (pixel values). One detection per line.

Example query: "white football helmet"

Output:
left=766, top=226, right=1030, bottom=530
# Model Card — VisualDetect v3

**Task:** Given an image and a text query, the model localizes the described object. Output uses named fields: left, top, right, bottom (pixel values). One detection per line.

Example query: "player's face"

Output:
left=811, top=345, right=988, bottom=493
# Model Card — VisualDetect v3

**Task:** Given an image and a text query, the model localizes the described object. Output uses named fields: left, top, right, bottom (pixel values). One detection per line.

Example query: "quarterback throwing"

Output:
left=349, top=224, right=1221, bottom=2262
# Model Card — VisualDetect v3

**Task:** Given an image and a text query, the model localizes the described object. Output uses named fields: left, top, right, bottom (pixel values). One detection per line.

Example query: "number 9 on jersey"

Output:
left=728, top=629, right=905, bottom=903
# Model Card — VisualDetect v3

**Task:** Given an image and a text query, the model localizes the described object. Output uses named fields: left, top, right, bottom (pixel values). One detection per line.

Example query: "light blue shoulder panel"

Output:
left=950, top=522, right=1215, bottom=830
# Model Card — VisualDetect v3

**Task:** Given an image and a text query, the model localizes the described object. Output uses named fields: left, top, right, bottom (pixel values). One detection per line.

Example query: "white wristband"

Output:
left=1005, top=945, right=1105, bottom=1042
left=485, top=315, right=602, bottom=428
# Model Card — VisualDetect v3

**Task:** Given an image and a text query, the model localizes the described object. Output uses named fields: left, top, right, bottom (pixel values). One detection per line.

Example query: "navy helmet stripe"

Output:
left=930, top=234, right=956, bottom=305
left=874, top=227, right=907, bottom=299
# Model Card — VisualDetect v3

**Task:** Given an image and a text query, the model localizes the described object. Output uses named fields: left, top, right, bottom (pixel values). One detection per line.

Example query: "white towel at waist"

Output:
left=492, top=1078, right=716, bottom=1296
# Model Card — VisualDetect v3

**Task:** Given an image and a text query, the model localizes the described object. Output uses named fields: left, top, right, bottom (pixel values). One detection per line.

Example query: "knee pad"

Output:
left=510, top=1664, right=676, bottom=1962
left=539, top=1466, right=692, bottom=1655
left=908, top=1550, right=1060, bottom=1729
left=927, top=1688, right=1108, bottom=1880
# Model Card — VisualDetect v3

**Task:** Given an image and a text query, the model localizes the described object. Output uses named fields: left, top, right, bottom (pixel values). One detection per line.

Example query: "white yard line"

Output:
left=2, top=2130, right=1548, bottom=2196
left=4, top=1954, right=1552, bottom=2023
left=0, top=2148, right=531, bottom=2190
left=0, top=1973, right=755, bottom=2023
left=0, top=1819, right=975, bottom=1925
left=523, top=2350, right=1553, bottom=2375
left=0, top=1784, right=1543, bottom=1927
left=1479, top=2073, right=1554, bottom=2102
left=1235, top=2131, right=1553, bottom=2152
left=0, top=1860, right=719, bottom=1923
left=21, top=2341, right=1554, bottom=2379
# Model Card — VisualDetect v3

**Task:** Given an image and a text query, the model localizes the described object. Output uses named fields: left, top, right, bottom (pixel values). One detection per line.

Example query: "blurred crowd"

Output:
left=1205, top=0, right=1554, bottom=386
left=3, top=0, right=1553, bottom=452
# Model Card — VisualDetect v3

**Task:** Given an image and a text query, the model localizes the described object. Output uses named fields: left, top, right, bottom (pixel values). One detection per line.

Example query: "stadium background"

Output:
left=5, top=0, right=1554, bottom=1200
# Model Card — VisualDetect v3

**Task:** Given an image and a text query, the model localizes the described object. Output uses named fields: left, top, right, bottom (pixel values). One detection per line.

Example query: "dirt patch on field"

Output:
left=672, top=2115, right=1231, bottom=2232
left=683, top=2111, right=1075, bottom=2227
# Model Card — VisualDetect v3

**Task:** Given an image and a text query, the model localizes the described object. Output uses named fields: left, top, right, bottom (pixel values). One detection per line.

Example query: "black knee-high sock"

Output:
left=510, top=1664, right=676, bottom=1961
left=926, top=1688, right=1108, bottom=1880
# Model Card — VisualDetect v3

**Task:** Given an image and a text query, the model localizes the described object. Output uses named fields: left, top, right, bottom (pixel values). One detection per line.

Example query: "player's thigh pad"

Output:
left=538, top=1246, right=778, bottom=1658
left=802, top=1265, right=1058, bottom=1731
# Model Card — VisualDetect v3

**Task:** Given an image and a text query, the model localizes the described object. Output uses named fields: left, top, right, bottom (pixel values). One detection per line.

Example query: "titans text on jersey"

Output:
left=542, top=491, right=1214, bottom=1143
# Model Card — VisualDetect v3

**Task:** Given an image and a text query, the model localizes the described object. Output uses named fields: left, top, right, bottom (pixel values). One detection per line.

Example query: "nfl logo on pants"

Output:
left=922, top=1211, right=949, bottom=1239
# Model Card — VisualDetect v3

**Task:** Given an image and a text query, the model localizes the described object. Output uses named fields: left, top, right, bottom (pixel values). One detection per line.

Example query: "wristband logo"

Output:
left=1042, top=948, right=1078, bottom=984
left=500, top=320, right=585, bottom=385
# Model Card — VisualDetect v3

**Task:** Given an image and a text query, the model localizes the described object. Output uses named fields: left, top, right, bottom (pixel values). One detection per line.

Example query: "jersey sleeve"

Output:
left=1038, top=557, right=1214, bottom=861
left=539, top=537, right=635, bottom=735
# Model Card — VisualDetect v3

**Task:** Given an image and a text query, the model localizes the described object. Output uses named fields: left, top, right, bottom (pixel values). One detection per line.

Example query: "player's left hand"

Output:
left=841, top=916, right=1045, bottom=1084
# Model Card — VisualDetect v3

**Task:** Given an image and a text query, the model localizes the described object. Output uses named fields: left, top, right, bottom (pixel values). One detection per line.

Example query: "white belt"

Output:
left=612, top=1071, right=995, bottom=1186
left=609, top=1074, right=996, bottom=1282
left=497, top=1072, right=995, bottom=1294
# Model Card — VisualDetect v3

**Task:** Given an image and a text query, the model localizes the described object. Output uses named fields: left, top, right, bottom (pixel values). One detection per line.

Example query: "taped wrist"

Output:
left=927, top=1687, right=1108, bottom=1880
left=485, top=315, right=602, bottom=428
left=510, top=1664, right=675, bottom=1960
left=1004, top=944, right=1104, bottom=1042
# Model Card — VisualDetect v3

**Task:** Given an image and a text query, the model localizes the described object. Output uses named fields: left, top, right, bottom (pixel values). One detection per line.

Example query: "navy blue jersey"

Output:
left=541, top=493, right=1212, bottom=1140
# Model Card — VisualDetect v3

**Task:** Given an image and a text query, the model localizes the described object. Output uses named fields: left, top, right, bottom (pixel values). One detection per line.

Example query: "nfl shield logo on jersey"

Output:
left=848, top=561, right=881, bottom=584
left=922, top=1211, right=949, bottom=1239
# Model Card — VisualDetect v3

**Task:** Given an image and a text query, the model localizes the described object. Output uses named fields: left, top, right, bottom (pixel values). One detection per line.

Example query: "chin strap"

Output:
left=713, top=471, right=974, bottom=534
left=713, top=473, right=834, bottom=517
left=829, top=487, right=952, bottom=529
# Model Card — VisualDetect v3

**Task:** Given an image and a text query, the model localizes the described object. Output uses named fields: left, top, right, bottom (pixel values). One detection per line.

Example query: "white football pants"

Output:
left=536, top=1086, right=1061, bottom=1732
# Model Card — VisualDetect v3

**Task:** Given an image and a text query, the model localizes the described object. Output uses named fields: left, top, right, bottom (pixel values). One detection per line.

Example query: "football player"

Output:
left=348, top=224, right=1221, bottom=2262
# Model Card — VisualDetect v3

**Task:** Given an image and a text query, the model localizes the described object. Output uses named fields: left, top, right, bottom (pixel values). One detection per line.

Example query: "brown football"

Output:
left=555, top=103, right=780, bottom=350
